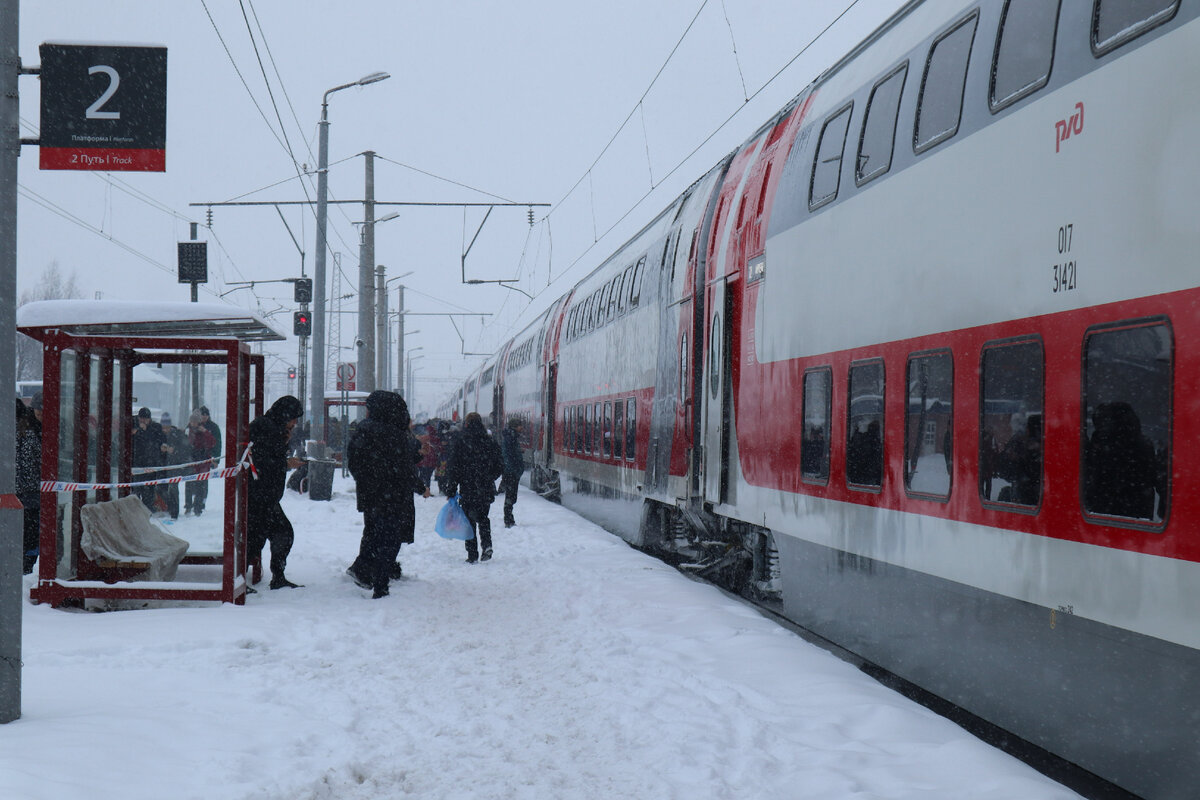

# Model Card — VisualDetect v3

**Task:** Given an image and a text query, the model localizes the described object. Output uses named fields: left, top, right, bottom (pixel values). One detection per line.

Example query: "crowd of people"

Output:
left=14, top=384, right=529, bottom=593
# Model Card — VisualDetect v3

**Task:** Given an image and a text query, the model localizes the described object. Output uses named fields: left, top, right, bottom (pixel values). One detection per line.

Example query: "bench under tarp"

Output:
left=80, top=496, right=189, bottom=582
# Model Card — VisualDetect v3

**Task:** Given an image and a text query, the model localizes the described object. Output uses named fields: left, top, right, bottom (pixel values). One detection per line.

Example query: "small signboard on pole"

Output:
left=336, top=362, right=356, bottom=392
left=177, top=242, right=207, bottom=284
left=38, top=42, right=167, bottom=171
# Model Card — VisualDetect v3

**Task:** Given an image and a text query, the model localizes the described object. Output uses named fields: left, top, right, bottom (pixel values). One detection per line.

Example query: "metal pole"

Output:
left=357, top=151, right=376, bottom=394
left=310, top=100, right=331, bottom=436
left=0, top=0, right=22, bottom=724
left=375, top=265, right=386, bottom=390
left=397, top=284, right=405, bottom=400
left=189, top=223, right=201, bottom=410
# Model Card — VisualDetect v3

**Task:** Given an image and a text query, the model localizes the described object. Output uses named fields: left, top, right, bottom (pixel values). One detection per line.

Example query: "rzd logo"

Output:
left=1055, top=102, right=1085, bottom=153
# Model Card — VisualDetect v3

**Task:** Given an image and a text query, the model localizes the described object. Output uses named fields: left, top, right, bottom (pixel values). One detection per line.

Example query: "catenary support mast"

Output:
left=0, top=0, right=23, bottom=724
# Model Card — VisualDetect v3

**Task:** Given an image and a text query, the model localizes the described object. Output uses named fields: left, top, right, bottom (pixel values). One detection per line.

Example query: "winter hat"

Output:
left=266, top=395, right=304, bottom=422
left=137, top=407, right=152, bottom=419
left=160, top=412, right=173, bottom=426
left=30, top=391, right=43, bottom=411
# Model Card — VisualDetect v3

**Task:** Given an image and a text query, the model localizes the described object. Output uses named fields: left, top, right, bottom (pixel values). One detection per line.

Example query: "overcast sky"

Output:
left=14, top=0, right=907, bottom=412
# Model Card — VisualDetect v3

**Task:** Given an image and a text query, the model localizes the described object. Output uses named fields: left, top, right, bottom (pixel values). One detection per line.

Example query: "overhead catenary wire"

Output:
left=542, top=0, right=868, bottom=288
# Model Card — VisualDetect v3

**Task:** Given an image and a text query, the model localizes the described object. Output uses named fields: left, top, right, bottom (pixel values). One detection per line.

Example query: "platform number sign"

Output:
left=39, top=43, right=167, bottom=171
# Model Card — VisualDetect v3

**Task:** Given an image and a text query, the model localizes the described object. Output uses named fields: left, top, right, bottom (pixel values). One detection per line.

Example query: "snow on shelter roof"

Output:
left=17, top=300, right=285, bottom=342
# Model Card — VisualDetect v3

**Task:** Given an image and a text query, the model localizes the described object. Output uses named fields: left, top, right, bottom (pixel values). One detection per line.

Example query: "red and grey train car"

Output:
left=449, top=2, right=1200, bottom=795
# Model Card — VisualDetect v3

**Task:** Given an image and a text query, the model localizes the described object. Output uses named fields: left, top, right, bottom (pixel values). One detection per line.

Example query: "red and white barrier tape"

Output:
left=41, top=444, right=255, bottom=493
left=130, top=456, right=220, bottom=475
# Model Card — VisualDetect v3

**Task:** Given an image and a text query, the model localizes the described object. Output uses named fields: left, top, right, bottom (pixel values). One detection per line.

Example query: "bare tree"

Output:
left=17, top=262, right=81, bottom=381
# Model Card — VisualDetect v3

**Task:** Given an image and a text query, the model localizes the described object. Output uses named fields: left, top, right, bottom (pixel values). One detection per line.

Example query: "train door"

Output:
left=544, top=361, right=557, bottom=468
left=701, top=278, right=733, bottom=504
left=700, top=140, right=762, bottom=506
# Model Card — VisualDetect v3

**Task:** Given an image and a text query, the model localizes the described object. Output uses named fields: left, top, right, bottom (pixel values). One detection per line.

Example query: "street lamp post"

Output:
left=377, top=265, right=410, bottom=391
left=310, top=70, right=389, bottom=438
left=406, top=348, right=424, bottom=410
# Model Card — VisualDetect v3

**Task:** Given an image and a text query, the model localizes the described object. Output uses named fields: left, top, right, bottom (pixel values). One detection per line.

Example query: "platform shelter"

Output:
left=16, top=300, right=283, bottom=607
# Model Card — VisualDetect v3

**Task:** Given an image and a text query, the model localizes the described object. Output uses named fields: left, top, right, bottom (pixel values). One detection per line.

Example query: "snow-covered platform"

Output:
left=2, top=473, right=1079, bottom=799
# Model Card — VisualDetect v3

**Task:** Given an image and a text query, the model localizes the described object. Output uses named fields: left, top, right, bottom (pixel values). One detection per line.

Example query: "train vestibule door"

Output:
left=543, top=361, right=557, bottom=469
left=701, top=277, right=732, bottom=505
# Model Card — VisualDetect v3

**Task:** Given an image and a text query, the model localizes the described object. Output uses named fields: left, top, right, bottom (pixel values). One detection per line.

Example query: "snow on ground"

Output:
left=1, top=473, right=1080, bottom=800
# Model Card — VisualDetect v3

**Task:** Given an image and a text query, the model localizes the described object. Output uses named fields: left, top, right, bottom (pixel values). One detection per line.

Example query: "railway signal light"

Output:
left=287, top=367, right=296, bottom=380
left=294, top=277, right=313, bottom=304
left=293, top=310, right=311, bottom=337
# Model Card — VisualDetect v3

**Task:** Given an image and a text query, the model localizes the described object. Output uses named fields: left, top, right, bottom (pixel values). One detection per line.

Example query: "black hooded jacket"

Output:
left=444, top=415, right=503, bottom=507
left=249, top=396, right=303, bottom=508
left=347, top=391, right=425, bottom=514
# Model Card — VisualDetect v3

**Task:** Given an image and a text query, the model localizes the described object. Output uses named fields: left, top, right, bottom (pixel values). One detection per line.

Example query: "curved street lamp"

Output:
left=310, top=71, right=390, bottom=438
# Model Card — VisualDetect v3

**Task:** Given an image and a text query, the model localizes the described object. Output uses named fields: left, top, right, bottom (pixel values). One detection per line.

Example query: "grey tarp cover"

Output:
left=80, top=495, right=190, bottom=581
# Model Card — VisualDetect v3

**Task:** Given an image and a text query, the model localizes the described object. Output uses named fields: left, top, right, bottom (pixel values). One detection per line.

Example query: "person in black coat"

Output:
left=346, top=390, right=430, bottom=598
left=500, top=417, right=525, bottom=527
left=248, top=395, right=305, bottom=589
left=131, top=406, right=164, bottom=512
left=443, top=411, right=504, bottom=563
left=16, top=395, right=42, bottom=574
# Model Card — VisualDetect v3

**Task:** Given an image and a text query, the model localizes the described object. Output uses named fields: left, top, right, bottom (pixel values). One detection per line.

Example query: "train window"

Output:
left=1082, top=320, right=1171, bottom=526
left=603, top=401, right=613, bottom=458
left=597, top=284, right=612, bottom=328
left=613, top=400, right=624, bottom=460
left=856, top=64, right=907, bottom=186
left=585, top=404, right=593, bottom=454
left=617, top=269, right=630, bottom=315
left=630, top=255, right=647, bottom=308
left=595, top=402, right=604, bottom=453
left=607, top=276, right=620, bottom=322
left=588, top=292, right=600, bottom=331
left=979, top=339, right=1044, bottom=508
left=904, top=351, right=953, bottom=498
left=756, top=163, right=773, bottom=219
left=847, top=360, right=884, bottom=489
left=809, top=103, right=853, bottom=211
left=991, top=0, right=1060, bottom=111
left=575, top=406, right=584, bottom=453
left=915, top=13, right=978, bottom=154
left=709, top=313, right=721, bottom=399
left=802, top=368, right=831, bottom=483
left=626, top=398, right=637, bottom=461
left=1092, top=0, right=1178, bottom=55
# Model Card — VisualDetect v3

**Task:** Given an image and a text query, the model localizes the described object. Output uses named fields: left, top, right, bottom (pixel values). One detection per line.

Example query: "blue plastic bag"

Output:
left=434, top=495, right=474, bottom=540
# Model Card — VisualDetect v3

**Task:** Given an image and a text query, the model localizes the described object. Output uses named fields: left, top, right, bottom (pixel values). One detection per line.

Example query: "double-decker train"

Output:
left=439, top=2, right=1200, bottom=796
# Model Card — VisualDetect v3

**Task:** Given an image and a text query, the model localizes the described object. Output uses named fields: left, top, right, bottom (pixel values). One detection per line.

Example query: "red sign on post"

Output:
left=336, top=362, right=356, bottom=392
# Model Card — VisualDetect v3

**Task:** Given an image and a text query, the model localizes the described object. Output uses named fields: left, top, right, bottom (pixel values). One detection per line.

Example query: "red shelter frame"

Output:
left=19, top=309, right=277, bottom=607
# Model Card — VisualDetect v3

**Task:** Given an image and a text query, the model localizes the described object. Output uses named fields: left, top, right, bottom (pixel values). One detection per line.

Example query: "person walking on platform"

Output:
left=346, top=391, right=430, bottom=598
left=416, top=421, right=441, bottom=489
left=16, top=395, right=43, bottom=574
left=248, top=396, right=305, bottom=589
left=443, top=412, right=503, bottom=563
left=500, top=417, right=526, bottom=528
left=158, top=413, right=190, bottom=520
left=185, top=410, right=216, bottom=516
left=198, top=405, right=222, bottom=464
left=132, top=407, right=164, bottom=512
